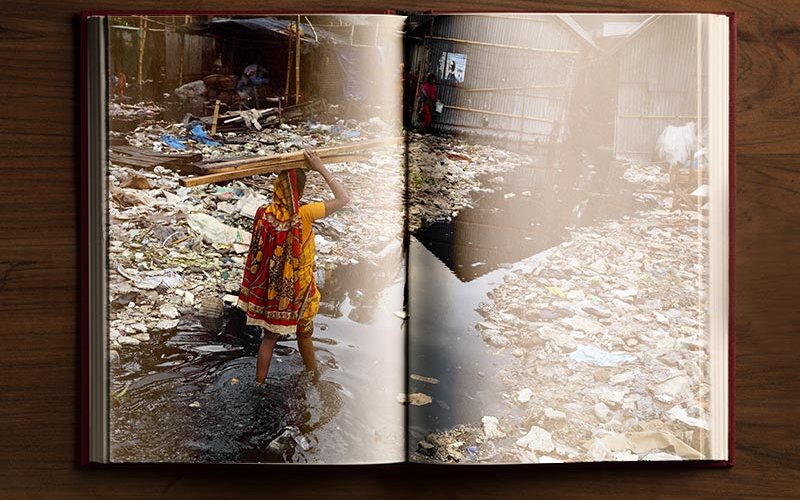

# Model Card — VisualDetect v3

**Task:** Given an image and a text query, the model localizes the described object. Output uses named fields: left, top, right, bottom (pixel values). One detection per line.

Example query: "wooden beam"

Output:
left=195, top=136, right=403, bottom=175
left=180, top=154, right=369, bottom=187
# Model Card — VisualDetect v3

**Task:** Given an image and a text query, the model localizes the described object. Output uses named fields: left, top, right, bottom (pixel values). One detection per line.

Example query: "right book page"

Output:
left=405, top=13, right=730, bottom=464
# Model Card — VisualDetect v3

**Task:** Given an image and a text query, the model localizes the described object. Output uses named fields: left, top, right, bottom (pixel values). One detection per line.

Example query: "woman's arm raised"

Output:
left=303, top=149, right=350, bottom=216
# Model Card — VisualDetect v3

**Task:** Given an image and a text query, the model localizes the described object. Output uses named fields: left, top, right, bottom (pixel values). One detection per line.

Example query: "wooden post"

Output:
left=210, top=100, right=221, bottom=135
left=137, top=17, right=148, bottom=101
left=295, top=16, right=301, bottom=105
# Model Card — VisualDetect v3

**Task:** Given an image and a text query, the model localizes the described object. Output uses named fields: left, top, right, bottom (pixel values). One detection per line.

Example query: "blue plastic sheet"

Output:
left=161, top=134, right=186, bottom=150
left=189, top=124, right=220, bottom=147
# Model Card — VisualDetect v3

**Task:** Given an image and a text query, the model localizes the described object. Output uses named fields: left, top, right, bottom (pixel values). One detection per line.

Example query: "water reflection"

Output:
left=316, top=255, right=403, bottom=324
left=414, top=162, right=634, bottom=281
left=110, top=256, right=406, bottom=464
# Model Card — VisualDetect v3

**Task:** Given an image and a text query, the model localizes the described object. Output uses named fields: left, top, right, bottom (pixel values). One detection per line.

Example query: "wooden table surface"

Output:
left=1, top=1, right=798, bottom=498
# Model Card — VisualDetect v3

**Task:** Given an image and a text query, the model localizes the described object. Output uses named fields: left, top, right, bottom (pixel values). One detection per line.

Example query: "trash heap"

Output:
left=406, top=132, right=533, bottom=232
left=413, top=164, right=712, bottom=463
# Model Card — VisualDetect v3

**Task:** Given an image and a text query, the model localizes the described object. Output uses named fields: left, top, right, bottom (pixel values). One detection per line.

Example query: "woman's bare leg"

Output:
left=297, top=336, right=318, bottom=381
left=255, top=332, right=279, bottom=384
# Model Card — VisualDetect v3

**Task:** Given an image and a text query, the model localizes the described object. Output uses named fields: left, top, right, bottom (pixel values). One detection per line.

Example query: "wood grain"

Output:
left=1, top=1, right=799, bottom=497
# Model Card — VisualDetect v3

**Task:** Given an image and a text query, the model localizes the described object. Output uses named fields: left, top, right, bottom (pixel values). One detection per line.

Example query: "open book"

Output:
left=83, top=12, right=733, bottom=465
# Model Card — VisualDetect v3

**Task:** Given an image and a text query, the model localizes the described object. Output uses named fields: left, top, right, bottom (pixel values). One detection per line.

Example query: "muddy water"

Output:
left=408, top=161, right=637, bottom=450
left=110, top=259, right=406, bottom=464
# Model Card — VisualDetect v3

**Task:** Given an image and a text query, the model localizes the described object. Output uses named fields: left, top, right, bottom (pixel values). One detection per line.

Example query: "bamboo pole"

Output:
left=180, top=154, right=370, bottom=187
left=284, top=30, right=292, bottom=103
left=295, top=16, right=301, bottom=105
left=464, top=84, right=566, bottom=93
left=425, top=35, right=579, bottom=54
left=137, top=17, right=148, bottom=101
left=444, top=104, right=553, bottom=123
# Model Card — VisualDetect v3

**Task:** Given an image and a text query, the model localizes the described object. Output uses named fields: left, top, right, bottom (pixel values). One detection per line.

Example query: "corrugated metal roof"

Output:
left=182, top=17, right=344, bottom=45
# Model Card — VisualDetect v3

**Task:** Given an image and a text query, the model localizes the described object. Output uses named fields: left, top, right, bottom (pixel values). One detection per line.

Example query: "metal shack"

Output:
left=613, top=15, right=706, bottom=162
left=406, top=14, right=596, bottom=145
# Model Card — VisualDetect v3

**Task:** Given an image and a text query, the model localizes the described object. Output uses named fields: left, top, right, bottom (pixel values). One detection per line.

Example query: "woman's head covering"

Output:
left=271, top=169, right=301, bottom=220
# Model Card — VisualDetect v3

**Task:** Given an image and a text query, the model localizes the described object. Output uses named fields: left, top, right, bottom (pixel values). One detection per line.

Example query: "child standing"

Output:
left=237, top=149, right=350, bottom=385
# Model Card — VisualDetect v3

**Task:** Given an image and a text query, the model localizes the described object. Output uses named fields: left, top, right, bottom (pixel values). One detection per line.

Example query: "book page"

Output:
left=404, top=13, right=728, bottom=464
left=101, top=14, right=407, bottom=464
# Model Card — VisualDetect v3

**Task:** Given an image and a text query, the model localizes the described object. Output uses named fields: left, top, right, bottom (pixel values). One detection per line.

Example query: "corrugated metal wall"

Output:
left=165, top=32, right=213, bottom=83
left=615, top=15, right=707, bottom=161
left=418, top=15, right=588, bottom=143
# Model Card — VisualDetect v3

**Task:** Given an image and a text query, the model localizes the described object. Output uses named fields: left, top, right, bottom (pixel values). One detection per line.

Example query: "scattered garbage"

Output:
left=481, top=416, right=506, bottom=439
left=109, top=101, right=163, bottom=120
left=417, top=161, right=711, bottom=463
left=187, top=213, right=251, bottom=252
left=410, top=374, right=440, bottom=385
left=406, top=132, right=531, bottom=231
left=570, top=345, right=635, bottom=367
left=408, top=393, right=433, bottom=406
left=656, top=122, right=698, bottom=166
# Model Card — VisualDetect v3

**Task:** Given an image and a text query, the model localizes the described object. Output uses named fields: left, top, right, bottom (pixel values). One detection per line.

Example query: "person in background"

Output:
left=418, top=73, right=437, bottom=131
left=237, top=63, right=269, bottom=108
left=111, top=70, right=127, bottom=99
left=238, top=149, right=350, bottom=387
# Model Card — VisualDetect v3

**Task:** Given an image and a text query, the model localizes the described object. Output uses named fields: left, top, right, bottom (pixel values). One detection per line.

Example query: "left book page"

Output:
left=86, top=14, right=407, bottom=464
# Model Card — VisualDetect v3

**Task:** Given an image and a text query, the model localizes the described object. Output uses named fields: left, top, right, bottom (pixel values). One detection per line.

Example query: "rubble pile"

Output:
left=406, top=132, right=532, bottom=231
left=414, top=164, right=711, bottom=463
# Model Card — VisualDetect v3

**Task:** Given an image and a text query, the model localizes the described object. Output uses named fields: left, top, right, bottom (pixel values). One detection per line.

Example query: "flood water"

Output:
left=408, top=160, right=637, bottom=450
left=415, top=163, right=632, bottom=281
left=110, top=258, right=406, bottom=464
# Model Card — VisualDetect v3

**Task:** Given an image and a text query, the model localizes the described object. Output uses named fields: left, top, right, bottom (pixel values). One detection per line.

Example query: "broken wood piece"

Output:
left=210, top=100, right=221, bottom=135
left=180, top=154, right=369, bottom=187
left=109, top=146, right=204, bottom=174
left=222, top=107, right=277, bottom=124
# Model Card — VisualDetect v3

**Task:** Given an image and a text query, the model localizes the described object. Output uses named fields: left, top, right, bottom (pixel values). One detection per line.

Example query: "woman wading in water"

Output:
left=237, top=149, right=349, bottom=385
